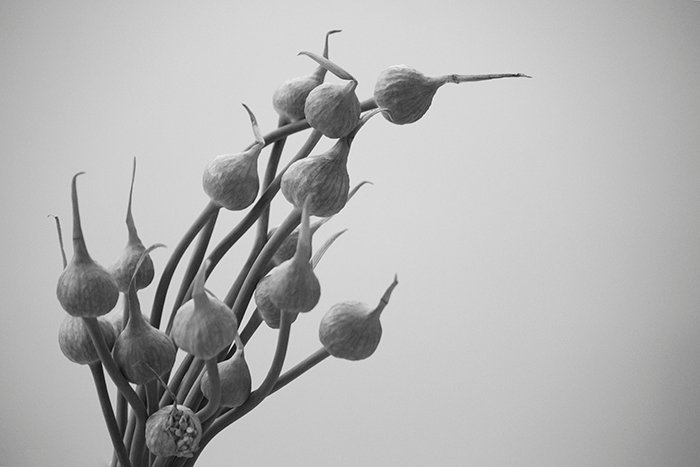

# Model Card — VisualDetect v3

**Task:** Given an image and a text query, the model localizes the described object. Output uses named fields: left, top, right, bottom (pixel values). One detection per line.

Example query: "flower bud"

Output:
left=112, top=245, right=176, bottom=384
left=145, top=404, right=202, bottom=458
left=264, top=198, right=320, bottom=315
left=200, top=334, right=251, bottom=409
left=109, top=158, right=154, bottom=292
left=202, top=104, right=264, bottom=211
left=374, top=65, right=530, bottom=125
left=56, top=173, right=119, bottom=318
left=58, top=315, right=116, bottom=365
left=299, top=51, right=360, bottom=138
left=171, top=260, right=237, bottom=359
left=272, top=30, right=341, bottom=122
left=319, top=275, right=398, bottom=360
left=281, top=110, right=381, bottom=217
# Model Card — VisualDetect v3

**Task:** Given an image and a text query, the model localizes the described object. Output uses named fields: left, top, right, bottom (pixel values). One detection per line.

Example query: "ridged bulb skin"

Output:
left=267, top=258, right=321, bottom=315
left=112, top=290, right=176, bottom=385
left=57, top=258, right=120, bottom=318
left=202, top=151, right=260, bottom=211
left=280, top=140, right=350, bottom=217
left=304, top=82, right=361, bottom=138
left=110, top=241, right=154, bottom=293
left=56, top=172, right=120, bottom=318
left=319, top=301, right=382, bottom=361
left=200, top=349, right=252, bottom=408
left=254, top=274, right=300, bottom=329
left=145, top=404, right=202, bottom=458
left=112, top=323, right=176, bottom=385
left=373, top=65, right=441, bottom=125
left=58, top=315, right=116, bottom=365
left=171, top=297, right=237, bottom=360
left=272, top=76, right=321, bottom=122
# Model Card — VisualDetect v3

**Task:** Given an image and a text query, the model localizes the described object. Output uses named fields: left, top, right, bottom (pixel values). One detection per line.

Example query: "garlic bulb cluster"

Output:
left=51, top=31, right=527, bottom=466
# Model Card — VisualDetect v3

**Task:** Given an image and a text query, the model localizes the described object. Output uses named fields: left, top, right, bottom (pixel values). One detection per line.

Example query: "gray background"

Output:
left=2, top=1, right=699, bottom=466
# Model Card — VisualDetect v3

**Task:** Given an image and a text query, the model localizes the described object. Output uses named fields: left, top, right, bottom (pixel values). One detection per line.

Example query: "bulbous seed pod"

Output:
left=145, top=404, right=202, bottom=458
left=265, top=198, right=320, bottom=314
left=374, top=65, right=531, bottom=125
left=112, top=245, right=176, bottom=384
left=319, top=275, right=398, bottom=360
left=171, top=259, right=237, bottom=359
left=202, top=104, right=265, bottom=211
left=300, top=51, right=361, bottom=138
left=56, top=173, right=119, bottom=318
left=254, top=274, right=300, bottom=329
left=58, top=315, right=116, bottom=365
left=109, top=158, right=154, bottom=292
left=272, top=30, right=341, bottom=122
left=200, top=334, right=252, bottom=409
left=281, top=110, right=382, bottom=217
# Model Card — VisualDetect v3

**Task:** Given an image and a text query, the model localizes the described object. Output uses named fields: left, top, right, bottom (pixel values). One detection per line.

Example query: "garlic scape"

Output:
left=374, top=65, right=531, bottom=125
left=202, top=104, right=265, bottom=211
left=110, top=158, right=154, bottom=293
left=319, top=275, right=398, bottom=360
left=299, top=51, right=361, bottom=138
left=280, top=109, right=382, bottom=217
left=171, top=259, right=238, bottom=359
left=112, top=244, right=176, bottom=385
left=200, top=333, right=251, bottom=409
left=56, top=173, right=119, bottom=318
left=273, top=29, right=341, bottom=122
left=257, top=198, right=320, bottom=318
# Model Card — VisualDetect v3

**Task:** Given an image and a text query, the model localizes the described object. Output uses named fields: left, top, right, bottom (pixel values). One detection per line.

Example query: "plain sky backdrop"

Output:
left=2, top=1, right=699, bottom=466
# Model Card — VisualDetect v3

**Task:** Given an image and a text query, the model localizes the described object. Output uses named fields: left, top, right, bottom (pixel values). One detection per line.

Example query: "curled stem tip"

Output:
left=298, top=50, right=355, bottom=81
left=374, top=274, right=399, bottom=316
left=128, top=243, right=166, bottom=291
left=241, top=103, right=265, bottom=147
left=310, top=229, right=347, bottom=269
left=48, top=214, right=67, bottom=268
left=346, top=108, right=383, bottom=143
left=323, top=30, right=342, bottom=58
left=348, top=181, right=373, bottom=201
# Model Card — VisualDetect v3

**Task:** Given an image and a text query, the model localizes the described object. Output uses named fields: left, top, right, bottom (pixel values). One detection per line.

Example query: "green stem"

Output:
left=196, top=359, right=221, bottom=422
left=222, top=118, right=288, bottom=308
left=83, top=318, right=147, bottom=423
left=159, top=354, right=194, bottom=408
left=272, top=348, right=330, bottom=394
left=122, top=414, right=136, bottom=466
left=89, top=363, right=132, bottom=467
left=231, top=208, right=301, bottom=324
left=150, top=202, right=220, bottom=329
left=129, top=418, right=146, bottom=467
left=176, top=359, right=205, bottom=405
left=164, top=210, right=220, bottom=335
left=184, top=311, right=293, bottom=466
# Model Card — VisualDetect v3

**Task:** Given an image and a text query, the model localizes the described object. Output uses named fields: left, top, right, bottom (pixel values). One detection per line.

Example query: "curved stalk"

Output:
left=89, top=363, right=131, bottom=467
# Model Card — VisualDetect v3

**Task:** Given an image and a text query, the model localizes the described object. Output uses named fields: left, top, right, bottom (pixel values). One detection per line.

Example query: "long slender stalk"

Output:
left=83, top=318, right=147, bottom=423
left=150, top=202, right=220, bottom=329
left=129, top=418, right=146, bottom=467
left=204, top=129, right=322, bottom=280
left=196, top=358, right=221, bottom=422
left=271, top=348, right=330, bottom=394
left=231, top=209, right=301, bottom=324
left=165, top=210, right=220, bottom=335
left=159, top=354, right=194, bottom=408
left=183, top=310, right=294, bottom=466
left=176, top=359, right=205, bottom=405
left=90, top=363, right=132, bottom=467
